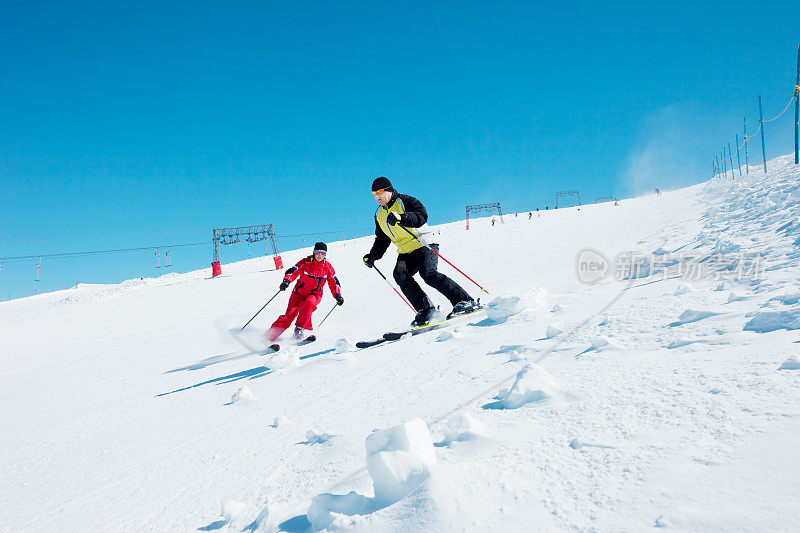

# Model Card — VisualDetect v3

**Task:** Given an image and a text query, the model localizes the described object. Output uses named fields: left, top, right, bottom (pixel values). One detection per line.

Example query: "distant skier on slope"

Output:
left=266, top=242, right=343, bottom=343
left=362, top=177, right=477, bottom=326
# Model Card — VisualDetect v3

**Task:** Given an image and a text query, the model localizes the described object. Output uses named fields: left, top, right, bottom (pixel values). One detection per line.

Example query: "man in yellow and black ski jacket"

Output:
left=363, top=177, right=474, bottom=326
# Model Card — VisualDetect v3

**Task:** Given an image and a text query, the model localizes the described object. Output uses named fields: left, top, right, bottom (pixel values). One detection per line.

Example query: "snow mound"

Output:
left=769, top=291, right=800, bottom=305
left=230, top=386, right=256, bottom=404
left=590, top=337, right=611, bottom=351
left=485, top=295, right=526, bottom=321
left=307, top=492, right=373, bottom=531
left=438, top=412, right=484, bottom=445
left=545, top=324, right=563, bottom=338
left=674, top=283, right=694, bottom=296
left=334, top=338, right=356, bottom=353
left=669, top=309, right=721, bottom=327
left=304, top=429, right=333, bottom=445
left=365, top=418, right=437, bottom=504
left=727, top=292, right=746, bottom=303
left=506, top=349, right=523, bottom=362
left=437, top=326, right=468, bottom=342
left=667, top=339, right=712, bottom=349
left=308, top=419, right=437, bottom=531
left=743, top=308, right=800, bottom=332
left=779, top=356, right=800, bottom=370
left=484, top=363, right=562, bottom=410
left=268, top=348, right=300, bottom=369
left=220, top=499, right=249, bottom=527
left=435, top=330, right=454, bottom=341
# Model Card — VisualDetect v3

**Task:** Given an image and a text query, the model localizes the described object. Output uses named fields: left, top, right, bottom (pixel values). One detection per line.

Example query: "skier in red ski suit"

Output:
left=266, top=242, right=343, bottom=342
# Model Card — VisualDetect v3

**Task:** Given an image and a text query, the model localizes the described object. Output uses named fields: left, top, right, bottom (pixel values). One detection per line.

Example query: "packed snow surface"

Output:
left=2, top=156, right=800, bottom=531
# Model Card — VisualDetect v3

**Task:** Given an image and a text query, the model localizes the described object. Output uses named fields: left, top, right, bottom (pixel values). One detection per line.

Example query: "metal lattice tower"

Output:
left=555, top=190, right=581, bottom=208
left=212, top=224, right=280, bottom=262
left=465, top=203, right=504, bottom=230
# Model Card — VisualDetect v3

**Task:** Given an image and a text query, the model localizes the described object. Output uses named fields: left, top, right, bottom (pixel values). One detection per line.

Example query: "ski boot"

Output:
left=447, top=298, right=479, bottom=319
left=293, top=326, right=306, bottom=340
left=411, top=306, right=435, bottom=327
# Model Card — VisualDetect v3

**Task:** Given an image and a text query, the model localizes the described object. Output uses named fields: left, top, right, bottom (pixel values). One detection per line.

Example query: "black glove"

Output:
left=363, top=254, right=374, bottom=268
left=335, top=293, right=344, bottom=306
left=279, top=279, right=290, bottom=291
left=387, top=212, right=402, bottom=226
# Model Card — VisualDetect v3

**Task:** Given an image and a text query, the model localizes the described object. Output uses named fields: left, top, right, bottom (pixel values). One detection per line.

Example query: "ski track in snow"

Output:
left=2, top=157, right=800, bottom=531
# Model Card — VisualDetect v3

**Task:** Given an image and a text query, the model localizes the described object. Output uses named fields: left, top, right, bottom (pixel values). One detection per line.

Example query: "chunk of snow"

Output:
left=221, top=499, right=249, bottom=525
left=551, top=303, right=562, bottom=313
left=507, top=349, right=523, bottom=362
left=727, top=292, right=746, bottom=303
left=335, top=338, right=356, bottom=353
left=485, top=363, right=561, bottom=410
left=440, top=412, right=484, bottom=445
left=769, top=292, right=800, bottom=305
left=230, top=386, right=256, bottom=404
left=365, top=418, right=437, bottom=504
left=779, top=356, right=800, bottom=370
left=674, top=283, right=693, bottom=295
left=486, top=295, right=526, bottom=321
left=269, top=348, right=300, bottom=369
left=590, top=337, right=610, bottom=350
left=743, top=310, right=800, bottom=333
left=307, top=492, right=373, bottom=531
left=713, top=240, right=741, bottom=254
left=249, top=504, right=272, bottom=531
left=669, top=309, right=721, bottom=326
left=435, top=330, right=454, bottom=341
left=305, top=429, right=333, bottom=444
left=307, top=419, right=437, bottom=530
left=667, top=339, right=704, bottom=349
left=545, top=324, right=563, bottom=338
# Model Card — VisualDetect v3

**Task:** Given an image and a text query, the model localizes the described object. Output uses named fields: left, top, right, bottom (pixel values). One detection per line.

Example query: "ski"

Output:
left=262, top=335, right=315, bottom=355
left=355, top=306, right=484, bottom=349
left=298, top=335, right=316, bottom=345
left=265, top=343, right=280, bottom=354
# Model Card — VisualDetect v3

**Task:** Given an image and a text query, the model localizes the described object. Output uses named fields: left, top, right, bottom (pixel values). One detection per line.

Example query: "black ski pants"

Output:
left=393, top=244, right=470, bottom=311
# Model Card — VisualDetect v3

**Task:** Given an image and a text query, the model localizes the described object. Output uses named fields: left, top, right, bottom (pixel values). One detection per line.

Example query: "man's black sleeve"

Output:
left=368, top=217, right=391, bottom=260
left=398, top=194, right=428, bottom=227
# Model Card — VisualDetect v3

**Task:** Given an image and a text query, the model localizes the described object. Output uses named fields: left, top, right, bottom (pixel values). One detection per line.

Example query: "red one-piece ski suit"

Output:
left=267, top=256, right=341, bottom=341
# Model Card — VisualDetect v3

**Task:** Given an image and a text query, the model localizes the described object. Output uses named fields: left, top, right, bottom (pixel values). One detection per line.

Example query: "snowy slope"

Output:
left=2, top=157, right=799, bottom=532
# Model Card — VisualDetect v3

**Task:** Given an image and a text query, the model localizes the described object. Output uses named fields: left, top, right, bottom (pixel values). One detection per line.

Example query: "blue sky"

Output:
left=1, top=1, right=798, bottom=299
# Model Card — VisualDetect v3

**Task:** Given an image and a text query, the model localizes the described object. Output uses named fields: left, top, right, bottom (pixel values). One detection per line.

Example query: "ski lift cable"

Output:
left=0, top=241, right=210, bottom=263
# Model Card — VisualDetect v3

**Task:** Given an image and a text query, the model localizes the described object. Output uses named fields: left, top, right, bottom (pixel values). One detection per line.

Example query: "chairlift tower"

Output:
left=211, top=224, right=281, bottom=277
left=555, top=190, right=581, bottom=209
left=465, top=203, right=504, bottom=230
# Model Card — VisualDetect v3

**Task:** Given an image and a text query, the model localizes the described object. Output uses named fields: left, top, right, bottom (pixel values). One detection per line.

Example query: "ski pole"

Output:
left=240, top=290, right=281, bottom=330
left=372, top=263, right=417, bottom=313
left=396, top=224, right=490, bottom=294
left=316, top=304, right=338, bottom=329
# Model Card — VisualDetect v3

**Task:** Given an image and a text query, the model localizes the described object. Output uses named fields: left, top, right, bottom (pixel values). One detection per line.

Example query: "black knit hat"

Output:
left=313, top=242, right=327, bottom=253
left=371, top=176, right=393, bottom=192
